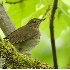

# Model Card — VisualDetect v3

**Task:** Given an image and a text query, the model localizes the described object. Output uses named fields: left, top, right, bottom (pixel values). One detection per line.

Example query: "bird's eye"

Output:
left=33, top=20, right=36, bottom=23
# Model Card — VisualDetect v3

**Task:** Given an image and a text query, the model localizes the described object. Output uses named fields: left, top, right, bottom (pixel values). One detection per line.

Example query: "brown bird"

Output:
left=4, top=18, right=45, bottom=55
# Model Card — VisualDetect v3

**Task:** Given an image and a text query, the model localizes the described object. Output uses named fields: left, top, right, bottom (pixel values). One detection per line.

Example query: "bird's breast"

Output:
left=14, top=32, right=41, bottom=54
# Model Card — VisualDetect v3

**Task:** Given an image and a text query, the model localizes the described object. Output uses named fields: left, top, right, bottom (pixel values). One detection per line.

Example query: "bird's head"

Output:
left=26, top=18, right=45, bottom=29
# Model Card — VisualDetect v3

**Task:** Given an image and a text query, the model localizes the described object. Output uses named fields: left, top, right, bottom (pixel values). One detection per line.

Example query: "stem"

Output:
left=49, top=0, right=58, bottom=69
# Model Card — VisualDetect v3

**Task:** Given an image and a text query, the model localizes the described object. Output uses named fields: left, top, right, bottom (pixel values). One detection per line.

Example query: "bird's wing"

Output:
left=4, top=26, right=39, bottom=44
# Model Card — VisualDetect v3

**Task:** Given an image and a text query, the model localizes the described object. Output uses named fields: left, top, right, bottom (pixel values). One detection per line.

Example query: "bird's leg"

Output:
left=24, top=52, right=32, bottom=58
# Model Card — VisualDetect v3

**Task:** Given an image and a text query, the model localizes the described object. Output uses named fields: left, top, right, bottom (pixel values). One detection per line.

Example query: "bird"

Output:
left=4, top=18, right=45, bottom=55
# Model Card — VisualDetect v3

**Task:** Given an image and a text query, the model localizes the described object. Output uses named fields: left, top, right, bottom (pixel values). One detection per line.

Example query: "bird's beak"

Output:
left=36, top=18, right=46, bottom=28
left=40, top=18, right=45, bottom=22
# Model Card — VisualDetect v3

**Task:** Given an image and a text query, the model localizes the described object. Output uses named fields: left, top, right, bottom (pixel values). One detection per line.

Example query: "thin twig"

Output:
left=5, top=0, right=23, bottom=4
left=41, top=5, right=50, bottom=19
left=49, top=0, right=58, bottom=69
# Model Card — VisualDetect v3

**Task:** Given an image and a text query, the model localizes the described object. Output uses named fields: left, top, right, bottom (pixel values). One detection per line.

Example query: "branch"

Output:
left=0, top=37, right=52, bottom=69
left=49, top=0, right=58, bottom=69
left=0, top=3, right=16, bottom=36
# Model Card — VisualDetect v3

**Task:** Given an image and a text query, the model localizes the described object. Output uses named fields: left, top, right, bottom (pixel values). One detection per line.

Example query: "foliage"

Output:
left=0, top=0, right=70, bottom=68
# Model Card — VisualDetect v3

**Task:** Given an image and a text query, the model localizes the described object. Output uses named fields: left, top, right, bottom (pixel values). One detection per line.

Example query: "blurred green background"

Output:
left=0, top=0, right=70, bottom=68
